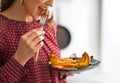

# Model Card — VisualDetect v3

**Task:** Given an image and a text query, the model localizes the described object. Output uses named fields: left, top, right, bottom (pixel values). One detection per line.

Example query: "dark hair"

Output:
left=1, top=0, right=14, bottom=12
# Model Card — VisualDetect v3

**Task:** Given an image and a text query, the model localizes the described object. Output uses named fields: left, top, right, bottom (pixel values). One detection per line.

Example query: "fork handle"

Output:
left=33, top=50, right=39, bottom=62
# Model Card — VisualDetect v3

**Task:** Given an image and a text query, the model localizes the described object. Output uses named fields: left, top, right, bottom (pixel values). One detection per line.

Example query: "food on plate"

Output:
left=40, top=9, right=48, bottom=16
left=49, top=52, right=91, bottom=70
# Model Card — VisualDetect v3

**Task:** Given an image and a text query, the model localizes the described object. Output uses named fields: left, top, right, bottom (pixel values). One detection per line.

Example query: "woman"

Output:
left=0, top=0, right=73, bottom=82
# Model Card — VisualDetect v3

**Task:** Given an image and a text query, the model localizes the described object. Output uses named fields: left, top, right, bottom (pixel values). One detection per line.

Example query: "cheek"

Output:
left=46, top=0, right=53, bottom=5
left=37, top=0, right=44, bottom=4
left=24, top=0, right=44, bottom=19
left=24, top=2, right=38, bottom=14
left=38, top=0, right=50, bottom=4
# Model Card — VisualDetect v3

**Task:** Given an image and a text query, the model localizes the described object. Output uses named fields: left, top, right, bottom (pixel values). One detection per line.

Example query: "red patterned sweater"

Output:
left=0, top=14, right=66, bottom=83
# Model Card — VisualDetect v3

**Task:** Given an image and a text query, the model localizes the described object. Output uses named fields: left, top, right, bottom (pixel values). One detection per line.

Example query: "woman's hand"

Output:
left=60, top=71, right=74, bottom=76
left=59, top=71, right=80, bottom=80
left=13, top=28, right=45, bottom=66
left=60, top=71, right=80, bottom=76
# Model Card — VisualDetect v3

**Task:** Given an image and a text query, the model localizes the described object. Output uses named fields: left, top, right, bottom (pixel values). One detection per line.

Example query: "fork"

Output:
left=34, top=10, right=49, bottom=62
left=40, top=13, right=48, bottom=27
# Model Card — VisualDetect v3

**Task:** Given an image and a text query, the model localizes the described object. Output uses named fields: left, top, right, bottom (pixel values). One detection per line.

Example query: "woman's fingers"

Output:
left=20, top=28, right=45, bottom=54
left=33, top=41, right=44, bottom=52
left=22, top=28, right=45, bottom=47
left=32, top=36, right=44, bottom=47
left=14, top=28, right=46, bottom=66
left=33, top=40, right=44, bottom=62
left=28, top=30, right=45, bottom=41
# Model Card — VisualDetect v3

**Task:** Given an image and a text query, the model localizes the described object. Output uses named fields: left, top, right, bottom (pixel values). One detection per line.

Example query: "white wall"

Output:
left=54, top=0, right=101, bottom=59
left=101, top=0, right=120, bottom=83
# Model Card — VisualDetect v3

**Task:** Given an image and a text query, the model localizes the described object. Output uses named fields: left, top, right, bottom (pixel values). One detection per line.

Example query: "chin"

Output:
left=31, top=14, right=40, bottom=21
left=36, top=15, right=41, bottom=20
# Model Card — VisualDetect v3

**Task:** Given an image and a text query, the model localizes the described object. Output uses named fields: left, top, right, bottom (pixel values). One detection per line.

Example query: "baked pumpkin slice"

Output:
left=40, top=9, right=48, bottom=16
left=49, top=52, right=91, bottom=70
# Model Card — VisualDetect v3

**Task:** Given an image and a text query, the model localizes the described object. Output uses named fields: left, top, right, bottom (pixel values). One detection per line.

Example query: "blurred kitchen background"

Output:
left=1, top=0, right=120, bottom=83
left=53, top=0, right=120, bottom=83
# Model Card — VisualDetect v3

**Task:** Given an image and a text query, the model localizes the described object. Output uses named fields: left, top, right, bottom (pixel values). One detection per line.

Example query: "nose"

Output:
left=45, top=0, right=54, bottom=7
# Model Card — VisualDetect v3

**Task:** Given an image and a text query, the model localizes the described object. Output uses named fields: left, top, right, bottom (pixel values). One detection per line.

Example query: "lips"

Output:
left=38, top=6, right=42, bottom=14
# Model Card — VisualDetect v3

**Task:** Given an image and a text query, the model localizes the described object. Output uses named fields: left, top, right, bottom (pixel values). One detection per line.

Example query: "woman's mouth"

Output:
left=38, top=6, right=48, bottom=15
